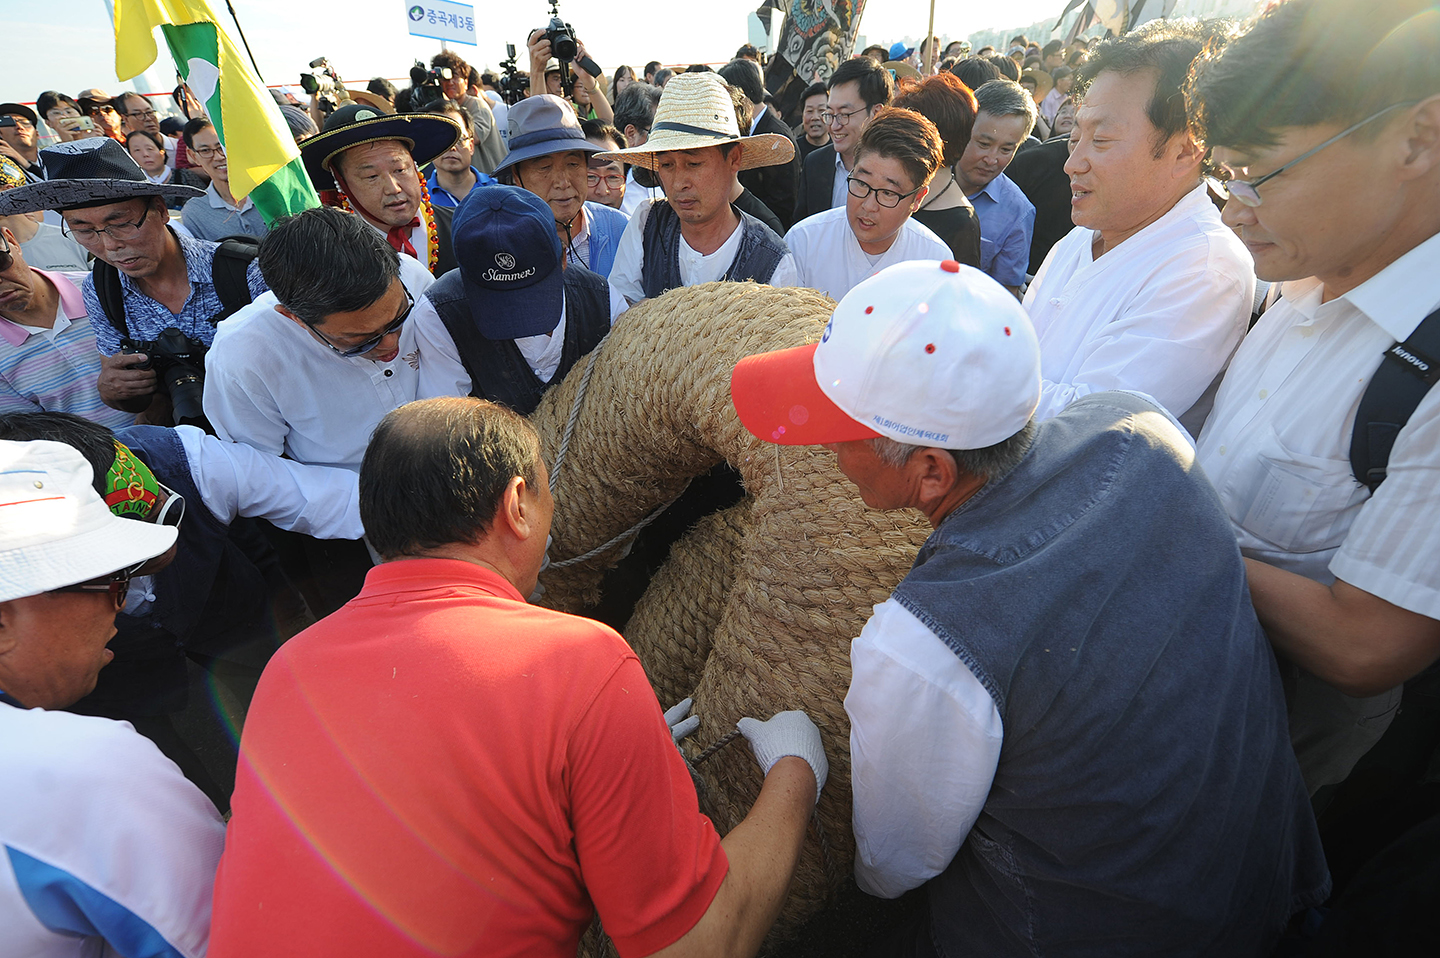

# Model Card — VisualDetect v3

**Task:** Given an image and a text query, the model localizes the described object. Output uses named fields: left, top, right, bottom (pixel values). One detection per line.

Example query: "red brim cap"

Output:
left=730, top=343, right=881, bottom=446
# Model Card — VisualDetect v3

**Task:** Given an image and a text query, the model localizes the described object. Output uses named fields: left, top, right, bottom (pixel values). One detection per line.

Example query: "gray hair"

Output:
left=974, top=79, right=1038, bottom=138
left=613, top=82, right=662, bottom=135
left=868, top=419, right=1037, bottom=480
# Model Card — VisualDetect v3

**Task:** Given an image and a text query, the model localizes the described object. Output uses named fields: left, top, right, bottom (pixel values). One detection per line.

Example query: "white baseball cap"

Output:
left=0, top=440, right=177, bottom=603
left=731, top=259, right=1041, bottom=449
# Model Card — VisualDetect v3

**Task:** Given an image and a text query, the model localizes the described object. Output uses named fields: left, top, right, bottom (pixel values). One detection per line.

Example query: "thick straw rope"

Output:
left=530, top=282, right=932, bottom=938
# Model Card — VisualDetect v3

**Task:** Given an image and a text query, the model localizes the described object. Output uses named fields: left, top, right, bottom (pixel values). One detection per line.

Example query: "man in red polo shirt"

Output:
left=208, top=396, right=828, bottom=958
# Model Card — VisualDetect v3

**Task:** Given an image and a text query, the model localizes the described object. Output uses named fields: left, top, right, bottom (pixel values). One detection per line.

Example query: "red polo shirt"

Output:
left=209, top=558, right=727, bottom=957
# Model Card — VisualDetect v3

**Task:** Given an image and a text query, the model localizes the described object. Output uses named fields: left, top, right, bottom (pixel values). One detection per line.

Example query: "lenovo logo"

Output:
left=1390, top=345, right=1431, bottom=373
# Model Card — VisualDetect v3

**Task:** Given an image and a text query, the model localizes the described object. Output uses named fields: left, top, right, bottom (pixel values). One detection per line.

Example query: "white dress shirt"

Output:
left=1197, top=231, right=1440, bottom=619
left=413, top=293, right=570, bottom=399
left=609, top=200, right=800, bottom=309
left=786, top=206, right=952, bottom=301
left=846, top=599, right=1004, bottom=899
left=620, top=169, right=663, bottom=218
left=203, top=256, right=435, bottom=472
left=1023, top=182, right=1255, bottom=423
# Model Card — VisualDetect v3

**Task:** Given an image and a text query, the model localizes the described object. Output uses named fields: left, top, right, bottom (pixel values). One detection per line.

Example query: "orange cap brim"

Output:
left=730, top=343, right=881, bottom=446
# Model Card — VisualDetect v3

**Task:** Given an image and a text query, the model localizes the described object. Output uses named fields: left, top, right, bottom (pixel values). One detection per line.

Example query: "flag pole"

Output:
left=924, top=0, right=937, bottom=75
left=223, top=0, right=265, bottom=81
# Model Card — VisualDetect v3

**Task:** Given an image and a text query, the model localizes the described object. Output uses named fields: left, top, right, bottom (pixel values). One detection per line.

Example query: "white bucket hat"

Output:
left=0, top=440, right=177, bottom=602
left=595, top=72, right=795, bottom=172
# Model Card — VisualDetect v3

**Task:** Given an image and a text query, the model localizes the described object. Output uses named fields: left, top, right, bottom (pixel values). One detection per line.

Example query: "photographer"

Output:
left=527, top=21, right=614, bottom=124
left=0, top=139, right=267, bottom=420
left=429, top=50, right=505, bottom=174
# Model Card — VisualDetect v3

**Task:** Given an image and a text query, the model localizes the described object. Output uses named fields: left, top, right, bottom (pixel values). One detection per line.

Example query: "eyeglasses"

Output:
left=846, top=174, right=922, bottom=209
left=587, top=171, right=624, bottom=190
left=1221, top=101, right=1414, bottom=208
left=89, top=104, right=119, bottom=115
left=50, top=564, right=139, bottom=609
left=126, top=108, right=158, bottom=119
left=62, top=202, right=153, bottom=243
left=1, top=116, right=34, bottom=130
left=820, top=107, right=869, bottom=127
left=308, top=288, right=414, bottom=357
left=191, top=142, right=225, bottom=159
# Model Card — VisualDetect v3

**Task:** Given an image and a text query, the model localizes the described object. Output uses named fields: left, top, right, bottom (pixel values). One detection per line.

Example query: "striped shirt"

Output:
left=82, top=228, right=268, bottom=356
left=1196, top=230, right=1440, bottom=619
left=0, top=269, right=135, bottom=428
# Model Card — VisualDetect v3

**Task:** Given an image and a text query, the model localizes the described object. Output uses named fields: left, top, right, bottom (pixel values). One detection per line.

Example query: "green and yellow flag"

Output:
left=113, top=0, right=318, bottom=225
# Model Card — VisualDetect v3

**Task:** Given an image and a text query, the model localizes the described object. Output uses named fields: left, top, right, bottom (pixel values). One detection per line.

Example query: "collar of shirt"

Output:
left=678, top=216, right=745, bottom=282
left=1342, top=229, right=1440, bottom=342
left=355, top=556, right=526, bottom=604
left=749, top=104, right=767, bottom=135
left=362, top=206, right=430, bottom=254
left=145, top=168, right=173, bottom=185
left=1078, top=181, right=1211, bottom=267
left=515, top=293, right=568, bottom=382
left=207, top=181, right=252, bottom=214
left=0, top=268, right=84, bottom=345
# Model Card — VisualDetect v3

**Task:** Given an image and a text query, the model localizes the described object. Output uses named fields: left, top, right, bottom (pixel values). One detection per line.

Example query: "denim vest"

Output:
left=893, top=392, right=1329, bottom=957
left=75, top=426, right=275, bottom=716
left=640, top=200, right=788, bottom=299
left=428, top=263, right=611, bottom=416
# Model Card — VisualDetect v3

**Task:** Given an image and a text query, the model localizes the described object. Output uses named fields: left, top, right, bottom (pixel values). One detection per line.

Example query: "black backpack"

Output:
left=93, top=235, right=260, bottom=339
left=1350, top=306, right=1440, bottom=491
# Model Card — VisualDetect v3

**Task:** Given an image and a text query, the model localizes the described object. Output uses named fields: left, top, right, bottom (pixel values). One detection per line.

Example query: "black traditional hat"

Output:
left=299, top=103, right=460, bottom=191
left=0, top=138, right=205, bottom=215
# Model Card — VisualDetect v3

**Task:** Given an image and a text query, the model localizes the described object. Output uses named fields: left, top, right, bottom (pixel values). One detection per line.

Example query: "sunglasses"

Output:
left=307, top=288, right=415, bottom=357
left=50, top=563, right=140, bottom=609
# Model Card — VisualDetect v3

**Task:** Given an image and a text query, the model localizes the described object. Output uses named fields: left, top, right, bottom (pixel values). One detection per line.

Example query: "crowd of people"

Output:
left=1, top=0, right=1438, bottom=954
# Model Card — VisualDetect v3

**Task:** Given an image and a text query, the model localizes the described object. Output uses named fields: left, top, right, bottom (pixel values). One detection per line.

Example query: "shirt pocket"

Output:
left=1237, top=427, right=1365, bottom=555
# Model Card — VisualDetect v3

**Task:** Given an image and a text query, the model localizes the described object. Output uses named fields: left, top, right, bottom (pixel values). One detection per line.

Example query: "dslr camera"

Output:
left=542, top=0, right=602, bottom=94
left=300, top=57, right=345, bottom=114
left=498, top=44, right=528, bottom=106
left=409, top=61, right=454, bottom=111
left=119, top=329, right=209, bottom=429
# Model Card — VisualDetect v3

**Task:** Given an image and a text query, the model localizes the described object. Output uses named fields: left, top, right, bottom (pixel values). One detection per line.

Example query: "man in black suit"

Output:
left=718, top=59, right=801, bottom=232
left=792, top=57, right=893, bottom=226
left=1005, top=135, right=1073, bottom=276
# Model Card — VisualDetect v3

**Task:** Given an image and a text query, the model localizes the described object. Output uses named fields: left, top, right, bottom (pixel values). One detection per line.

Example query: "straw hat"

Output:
left=1022, top=69, right=1054, bottom=101
left=595, top=72, right=794, bottom=172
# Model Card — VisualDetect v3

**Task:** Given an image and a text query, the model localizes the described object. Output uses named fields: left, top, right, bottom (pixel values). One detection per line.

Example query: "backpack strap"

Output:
left=1349, top=306, right=1440, bottom=492
left=209, top=235, right=261, bottom=324
left=91, top=258, right=130, bottom=338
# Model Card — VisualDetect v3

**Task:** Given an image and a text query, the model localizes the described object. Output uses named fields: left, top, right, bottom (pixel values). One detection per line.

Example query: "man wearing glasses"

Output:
left=116, top=91, right=181, bottom=171
left=203, top=205, right=433, bottom=473
left=0, top=438, right=226, bottom=958
left=0, top=138, right=269, bottom=419
left=793, top=57, right=893, bottom=225
left=1021, top=19, right=1253, bottom=432
left=0, top=103, right=45, bottom=182
left=1188, top=0, right=1440, bottom=794
left=786, top=108, right=952, bottom=300
left=178, top=117, right=269, bottom=241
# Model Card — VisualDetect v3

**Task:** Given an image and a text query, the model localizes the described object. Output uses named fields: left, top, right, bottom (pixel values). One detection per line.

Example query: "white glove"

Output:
left=737, top=710, right=828, bottom=802
left=664, top=698, right=700, bottom=745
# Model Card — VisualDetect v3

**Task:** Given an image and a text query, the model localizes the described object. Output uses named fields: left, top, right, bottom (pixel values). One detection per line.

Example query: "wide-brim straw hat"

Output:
left=300, top=103, right=460, bottom=191
left=595, top=72, right=794, bottom=172
left=1022, top=69, right=1055, bottom=101
left=0, top=138, right=204, bottom=215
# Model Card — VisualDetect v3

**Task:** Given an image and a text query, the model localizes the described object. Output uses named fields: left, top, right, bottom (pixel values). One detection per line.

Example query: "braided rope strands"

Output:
left=528, top=282, right=932, bottom=936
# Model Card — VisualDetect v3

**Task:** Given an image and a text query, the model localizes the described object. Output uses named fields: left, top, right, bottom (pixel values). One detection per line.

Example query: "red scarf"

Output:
left=385, top=217, right=420, bottom=259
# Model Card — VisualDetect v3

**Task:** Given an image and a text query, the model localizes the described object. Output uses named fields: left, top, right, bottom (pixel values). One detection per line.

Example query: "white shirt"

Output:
left=203, top=256, right=435, bottom=471
left=846, top=599, right=1004, bottom=899
left=620, top=168, right=663, bottom=218
left=609, top=199, right=800, bottom=310
left=1196, top=231, right=1440, bottom=619
left=567, top=207, right=591, bottom=271
left=1023, top=182, right=1255, bottom=423
left=414, top=294, right=570, bottom=398
left=362, top=208, right=436, bottom=267
left=831, top=150, right=850, bottom=210
left=787, top=206, right=952, bottom=301
left=0, top=704, right=225, bottom=958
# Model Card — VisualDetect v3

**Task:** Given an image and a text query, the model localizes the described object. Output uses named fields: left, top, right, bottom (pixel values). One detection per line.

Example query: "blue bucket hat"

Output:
left=888, top=41, right=915, bottom=60
left=452, top=184, right=564, bottom=340
left=493, top=95, right=600, bottom=176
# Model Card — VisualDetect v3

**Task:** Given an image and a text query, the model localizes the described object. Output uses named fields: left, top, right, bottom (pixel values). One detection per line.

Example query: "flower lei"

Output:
left=337, top=172, right=440, bottom=273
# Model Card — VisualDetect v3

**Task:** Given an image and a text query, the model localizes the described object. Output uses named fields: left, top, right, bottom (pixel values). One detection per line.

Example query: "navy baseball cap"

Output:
left=452, top=184, right=564, bottom=340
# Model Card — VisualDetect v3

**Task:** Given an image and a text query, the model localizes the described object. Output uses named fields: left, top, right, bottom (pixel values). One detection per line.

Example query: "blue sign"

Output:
left=404, top=0, right=476, bottom=46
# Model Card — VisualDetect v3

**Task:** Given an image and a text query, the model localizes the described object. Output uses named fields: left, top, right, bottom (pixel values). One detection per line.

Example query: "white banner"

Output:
left=404, top=0, right=477, bottom=46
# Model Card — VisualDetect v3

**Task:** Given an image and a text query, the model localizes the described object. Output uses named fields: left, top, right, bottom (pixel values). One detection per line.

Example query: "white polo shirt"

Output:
left=786, top=206, right=952, bottom=301
left=203, top=255, right=434, bottom=472
left=1196, top=231, right=1440, bottom=619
